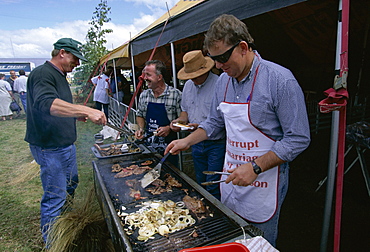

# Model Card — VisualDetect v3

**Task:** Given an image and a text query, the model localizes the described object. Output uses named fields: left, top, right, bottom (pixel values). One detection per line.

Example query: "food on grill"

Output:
left=125, top=179, right=139, bottom=187
left=122, top=200, right=196, bottom=242
left=111, top=164, right=122, bottom=172
left=114, top=164, right=152, bottom=178
left=141, top=160, right=153, bottom=165
left=97, top=143, right=140, bottom=157
left=145, top=175, right=182, bottom=195
left=182, top=195, right=210, bottom=220
left=146, top=185, right=167, bottom=195
left=129, top=188, right=147, bottom=200
left=165, top=174, right=182, bottom=187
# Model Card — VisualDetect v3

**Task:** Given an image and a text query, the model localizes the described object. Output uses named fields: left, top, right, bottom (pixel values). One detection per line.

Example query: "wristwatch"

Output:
left=251, top=160, right=262, bottom=175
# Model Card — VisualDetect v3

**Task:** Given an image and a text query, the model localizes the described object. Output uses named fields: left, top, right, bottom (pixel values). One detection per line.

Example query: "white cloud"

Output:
left=0, top=0, right=177, bottom=58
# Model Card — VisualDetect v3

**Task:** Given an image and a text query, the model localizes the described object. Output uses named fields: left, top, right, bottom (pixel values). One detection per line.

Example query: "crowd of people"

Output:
left=0, top=69, right=28, bottom=120
left=14, top=13, right=311, bottom=250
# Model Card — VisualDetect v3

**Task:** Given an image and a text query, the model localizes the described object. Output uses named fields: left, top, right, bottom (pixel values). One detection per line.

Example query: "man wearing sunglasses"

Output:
left=166, top=14, right=310, bottom=247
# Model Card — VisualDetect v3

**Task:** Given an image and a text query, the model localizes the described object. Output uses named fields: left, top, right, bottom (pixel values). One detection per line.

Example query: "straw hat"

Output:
left=177, top=50, right=214, bottom=80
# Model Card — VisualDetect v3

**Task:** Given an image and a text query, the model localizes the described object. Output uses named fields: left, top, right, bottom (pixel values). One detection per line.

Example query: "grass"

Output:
left=0, top=112, right=196, bottom=251
left=0, top=115, right=107, bottom=251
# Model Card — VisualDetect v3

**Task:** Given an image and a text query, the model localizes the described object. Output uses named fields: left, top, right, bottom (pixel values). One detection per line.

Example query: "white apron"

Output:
left=219, top=73, right=279, bottom=223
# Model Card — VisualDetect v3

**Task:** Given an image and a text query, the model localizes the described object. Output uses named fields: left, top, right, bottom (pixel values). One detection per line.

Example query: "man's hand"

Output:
left=87, top=109, right=107, bottom=125
left=225, top=163, right=258, bottom=186
left=155, top=125, right=171, bottom=137
left=135, top=128, right=144, bottom=139
left=165, top=139, right=191, bottom=155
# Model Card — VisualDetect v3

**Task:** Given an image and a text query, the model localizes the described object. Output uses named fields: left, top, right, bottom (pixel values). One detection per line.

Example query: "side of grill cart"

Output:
left=92, top=146, right=262, bottom=252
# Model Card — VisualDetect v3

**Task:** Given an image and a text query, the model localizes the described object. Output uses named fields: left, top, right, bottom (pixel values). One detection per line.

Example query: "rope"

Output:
left=115, top=17, right=171, bottom=140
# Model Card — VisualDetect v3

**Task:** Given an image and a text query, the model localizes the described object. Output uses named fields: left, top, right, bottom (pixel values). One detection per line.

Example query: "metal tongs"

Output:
left=201, top=171, right=231, bottom=186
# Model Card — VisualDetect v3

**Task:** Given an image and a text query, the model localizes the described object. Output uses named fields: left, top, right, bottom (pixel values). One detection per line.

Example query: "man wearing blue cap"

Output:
left=25, top=38, right=107, bottom=246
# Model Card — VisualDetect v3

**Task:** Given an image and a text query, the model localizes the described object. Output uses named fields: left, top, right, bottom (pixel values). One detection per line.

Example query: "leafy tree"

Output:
left=73, top=0, right=112, bottom=98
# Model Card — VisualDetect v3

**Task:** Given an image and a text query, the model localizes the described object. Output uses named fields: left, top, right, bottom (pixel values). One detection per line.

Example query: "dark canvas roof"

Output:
left=127, top=0, right=370, bottom=97
left=131, top=0, right=305, bottom=56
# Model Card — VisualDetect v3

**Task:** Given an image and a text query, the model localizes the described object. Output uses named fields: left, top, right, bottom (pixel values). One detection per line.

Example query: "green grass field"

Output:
left=0, top=115, right=104, bottom=251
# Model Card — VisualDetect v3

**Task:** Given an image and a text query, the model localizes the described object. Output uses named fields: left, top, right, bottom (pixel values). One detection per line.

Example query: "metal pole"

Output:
left=130, top=42, right=138, bottom=110
left=112, top=59, right=118, bottom=100
left=320, top=112, right=339, bottom=252
left=170, top=42, right=178, bottom=89
left=320, top=1, right=343, bottom=251
left=170, top=42, right=183, bottom=170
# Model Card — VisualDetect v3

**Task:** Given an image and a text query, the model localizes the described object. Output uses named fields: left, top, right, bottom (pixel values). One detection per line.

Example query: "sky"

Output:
left=0, top=0, right=178, bottom=58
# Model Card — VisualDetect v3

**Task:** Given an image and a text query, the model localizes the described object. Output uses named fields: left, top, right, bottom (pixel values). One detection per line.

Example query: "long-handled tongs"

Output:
left=201, top=171, right=231, bottom=186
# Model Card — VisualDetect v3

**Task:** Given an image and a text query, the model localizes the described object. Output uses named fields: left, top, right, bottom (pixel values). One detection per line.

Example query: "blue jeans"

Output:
left=249, top=163, right=289, bottom=247
left=20, top=92, right=27, bottom=113
left=30, top=144, right=79, bottom=244
left=191, top=139, right=226, bottom=200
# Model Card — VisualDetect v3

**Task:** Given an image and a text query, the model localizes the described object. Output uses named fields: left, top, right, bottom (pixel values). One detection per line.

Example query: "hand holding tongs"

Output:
left=201, top=171, right=231, bottom=186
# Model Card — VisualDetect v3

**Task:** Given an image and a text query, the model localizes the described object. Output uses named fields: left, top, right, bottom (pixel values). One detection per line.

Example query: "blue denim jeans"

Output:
left=30, top=144, right=79, bottom=244
left=248, top=163, right=289, bottom=247
left=20, top=92, right=27, bottom=113
left=191, top=139, right=226, bottom=200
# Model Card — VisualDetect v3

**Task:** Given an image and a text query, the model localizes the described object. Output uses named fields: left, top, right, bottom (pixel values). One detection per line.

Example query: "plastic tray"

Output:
left=179, top=242, right=250, bottom=252
left=91, top=142, right=143, bottom=159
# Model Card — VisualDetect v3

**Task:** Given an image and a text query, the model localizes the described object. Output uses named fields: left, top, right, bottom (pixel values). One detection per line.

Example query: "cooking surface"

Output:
left=93, top=152, right=259, bottom=252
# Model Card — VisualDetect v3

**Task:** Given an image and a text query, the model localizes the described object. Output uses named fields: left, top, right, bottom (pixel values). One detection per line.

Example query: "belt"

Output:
left=20, top=91, right=27, bottom=95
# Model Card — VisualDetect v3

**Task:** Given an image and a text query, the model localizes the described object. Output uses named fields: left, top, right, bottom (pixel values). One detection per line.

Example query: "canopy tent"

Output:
left=97, top=0, right=370, bottom=250
left=100, top=0, right=370, bottom=98
left=99, top=0, right=204, bottom=66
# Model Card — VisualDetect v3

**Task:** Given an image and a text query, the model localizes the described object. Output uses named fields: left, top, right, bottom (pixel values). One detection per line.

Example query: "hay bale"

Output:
left=10, top=160, right=40, bottom=185
left=48, top=187, right=114, bottom=252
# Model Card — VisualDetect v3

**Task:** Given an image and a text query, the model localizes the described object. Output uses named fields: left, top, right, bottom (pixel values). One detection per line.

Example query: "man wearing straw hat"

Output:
left=171, top=50, right=225, bottom=200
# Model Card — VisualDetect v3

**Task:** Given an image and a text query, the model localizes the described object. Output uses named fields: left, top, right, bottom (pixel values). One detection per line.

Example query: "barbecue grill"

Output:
left=92, top=144, right=261, bottom=252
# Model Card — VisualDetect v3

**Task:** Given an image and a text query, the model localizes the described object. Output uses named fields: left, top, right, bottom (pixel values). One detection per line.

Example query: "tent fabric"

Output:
left=99, top=0, right=370, bottom=97
left=99, top=42, right=129, bottom=65
left=130, top=0, right=306, bottom=56
left=99, top=0, right=204, bottom=65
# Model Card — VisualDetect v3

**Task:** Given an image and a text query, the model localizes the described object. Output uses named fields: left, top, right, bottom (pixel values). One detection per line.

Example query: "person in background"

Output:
left=165, top=14, right=310, bottom=246
left=7, top=70, right=21, bottom=115
left=0, top=73, right=13, bottom=120
left=110, top=69, right=127, bottom=103
left=170, top=50, right=225, bottom=200
left=91, top=66, right=113, bottom=119
left=13, top=69, right=28, bottom=113
left=135, top=60, right=182, bottom=166
left=6, top=70, right=17, bottom=90
left=25, top=38, right=107, bottom=246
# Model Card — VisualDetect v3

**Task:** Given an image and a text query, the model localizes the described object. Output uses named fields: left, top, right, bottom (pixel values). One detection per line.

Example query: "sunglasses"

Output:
left=207, top=40, right=241, bottom=63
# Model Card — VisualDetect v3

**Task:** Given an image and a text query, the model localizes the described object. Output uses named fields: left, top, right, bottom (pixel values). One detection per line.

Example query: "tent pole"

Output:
left=333, top=0, right=349, bottom=250
left=170, top=41, right=183, bottom=170
left=320, top=0, right=344, bottom=251
left=130, top=42, right=138, bottom=109
left=320, top=111, right=339, bottom=252
left=112, top=59, right=118, bottom=101
left=170, top=42, right=178, bottom=89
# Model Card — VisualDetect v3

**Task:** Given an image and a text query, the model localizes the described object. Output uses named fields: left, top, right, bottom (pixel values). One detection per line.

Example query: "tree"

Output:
left=74, top=0, right=113, bottom=89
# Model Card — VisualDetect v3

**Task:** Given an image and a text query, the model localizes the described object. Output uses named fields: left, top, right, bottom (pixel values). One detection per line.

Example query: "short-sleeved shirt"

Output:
left=91, top=74, right=110, bottom=104
left=136, top=84, right=182, bottom=122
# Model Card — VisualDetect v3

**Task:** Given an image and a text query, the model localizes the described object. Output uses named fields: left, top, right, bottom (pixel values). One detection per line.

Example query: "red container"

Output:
left=179, top=242, right=250, bottom=252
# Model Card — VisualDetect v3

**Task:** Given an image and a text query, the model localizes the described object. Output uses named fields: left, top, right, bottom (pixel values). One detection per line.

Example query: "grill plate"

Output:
left=93, top=150, right=261, bottom=252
